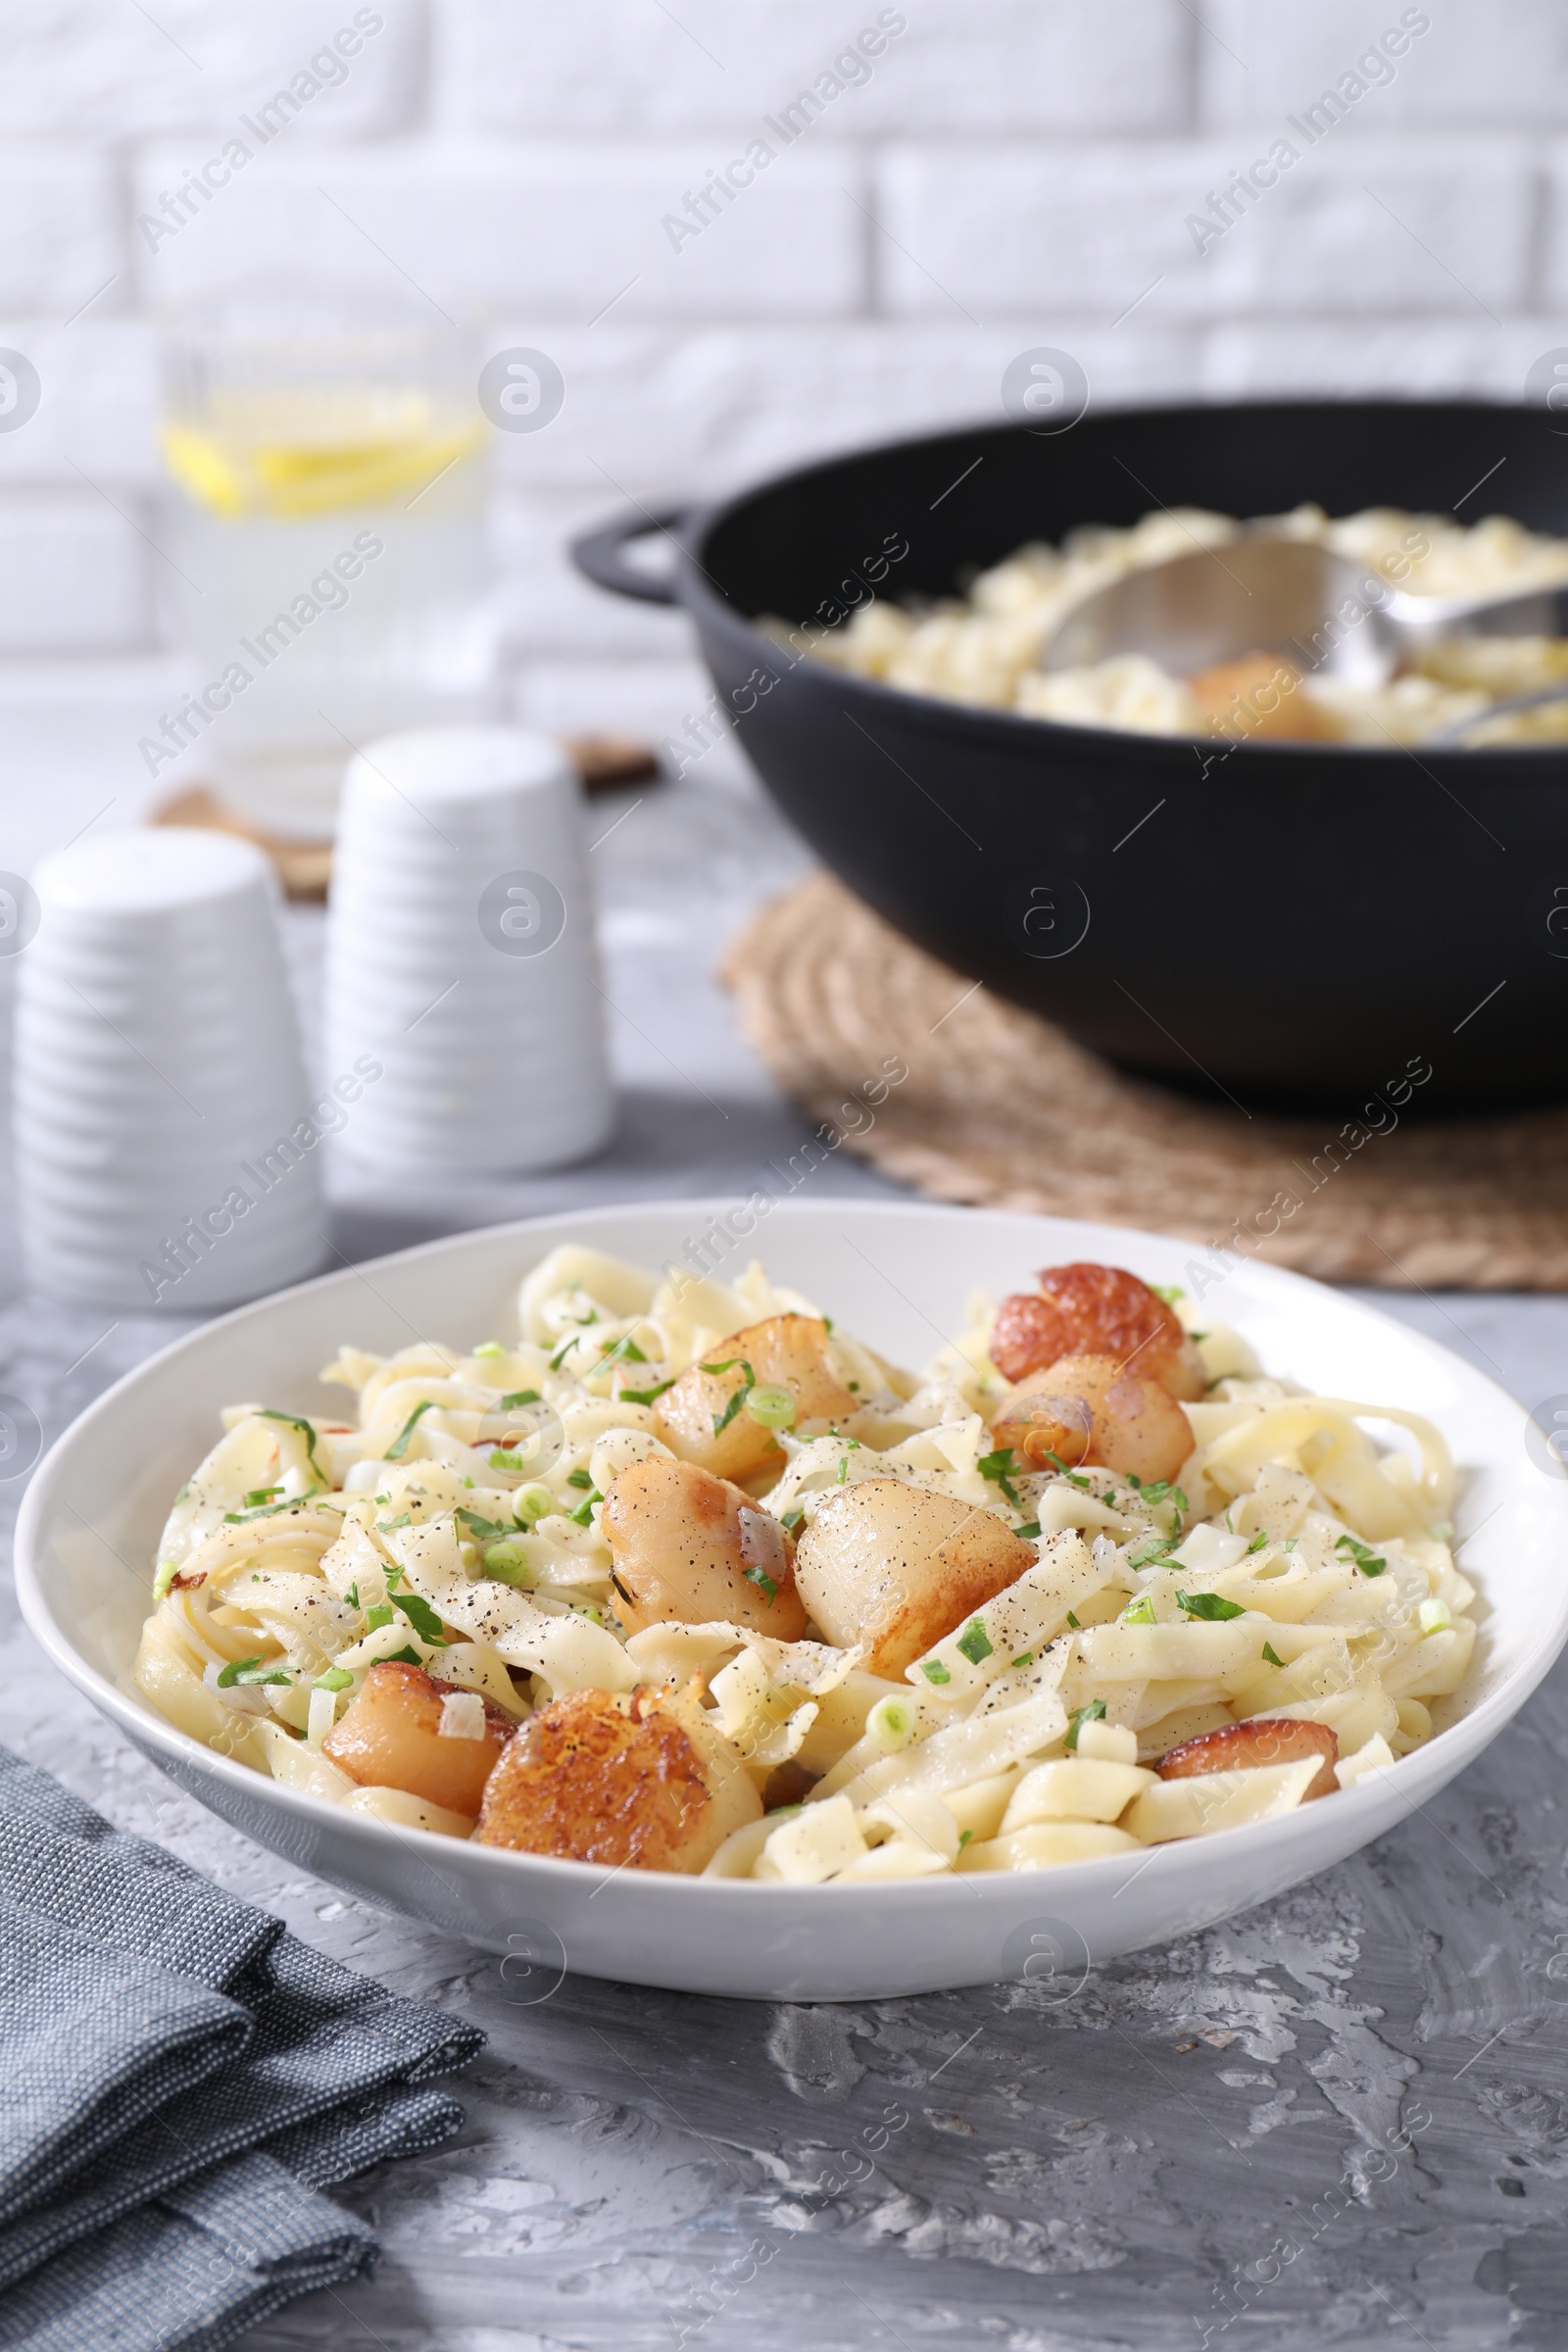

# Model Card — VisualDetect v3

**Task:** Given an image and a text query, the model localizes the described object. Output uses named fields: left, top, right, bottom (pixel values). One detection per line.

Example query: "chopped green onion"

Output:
left=1176, top=1590, right=1246, bottom=1621
left=598, top=1335, right=649, bottom=1367
left=315, top=1667, right=355, bottom=1691
left=1120, top=1594, right=1157, bottom=1626
left=957, top=1828, right=973, bottom=1847
left=365, top=1602, right=395, bottom=1634
left=780, top=1507, right=806, bottom=1536
left=243, top=1485, right=282, bottom=1508
left=375, top=1511, right=411, bottom=1532
left=977, top=1446, right=1020, bottom=1505
left=1066, top=1699, right=1107, bottom=1749
left=1262, top=1642, right=1285, bottom=1668
left=566, top=1468, right=594, bottom=1490
left=1011, top=1650, right=1036, bottom=1669
left=515, top=1484, right=557, bottom=1523
left=919, top=1659, right=952, bottom=1687
left=499, top=1388, right=541, bottom=1409
left=745, top=1384, right=796, bottom=1430
left=222, top=1487, right=324, bottom=1525
left=216, top=1656, right=291, bottom=1688
left=742, top=1562, right=779, bottom=1604
left=1152, top=1284, right=1185, bottom=1304
left=385, top=1400, right=435, bottom=1461
left=1336, top=1534, right=1387, bottom=1577
left=346, top=1582, right=360, bottom=1609
left=488, top=1449, right=524, bottom=1473
left=153, top=1558, right=178, bottom=1601
left=1417, top=1597, right=1452, bottom=1636
left=482, top=1542, right=532, bottom=1585
left=569, top=1488, right=603, bottom=1527
left=473, top=1342, right=504, bottom=1359
left=1014, top=1519, right=1041, bottom=1540
left=866, top=1695, right=914, bottom=1749
left=700, top=1356, right=748, bottom=1376
left=1065, top=1611, right=1080, bottom=1630
left=956, top=1617, right=994, bottom=1666
left=621, top=1379, right=676, bottom=1407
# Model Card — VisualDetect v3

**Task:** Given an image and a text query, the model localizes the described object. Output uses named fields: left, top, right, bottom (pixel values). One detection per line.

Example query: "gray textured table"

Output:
left=4, top=773, right=1568, bottom=2352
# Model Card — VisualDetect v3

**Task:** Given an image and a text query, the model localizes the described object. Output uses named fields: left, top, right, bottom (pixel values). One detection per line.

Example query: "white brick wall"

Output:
left=0, top=0, right=1563, bottom=736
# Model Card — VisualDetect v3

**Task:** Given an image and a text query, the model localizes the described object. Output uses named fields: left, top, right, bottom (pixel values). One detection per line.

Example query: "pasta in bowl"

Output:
left=131, top=1243, right=1477, bottom=1886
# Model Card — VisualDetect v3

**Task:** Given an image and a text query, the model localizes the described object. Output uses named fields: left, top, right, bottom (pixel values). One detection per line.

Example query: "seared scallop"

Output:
left=654, top=1313, right=858, bottom=1480
left=993, top=1352, right=1194, bottom=1486
left=793, top=1478, right=1035, bottom=1676
left=990, top=1264, right=1205, bottom=1400
left=473, top=1685, right=760, bottom=1872
left=601, top=1452, right=808, bottom=1638
left=321, top=1659, right=514, bottom=1818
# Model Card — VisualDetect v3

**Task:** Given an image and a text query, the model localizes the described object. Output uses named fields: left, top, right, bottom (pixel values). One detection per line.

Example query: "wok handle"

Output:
left=570, top=505, right=691, bottom=605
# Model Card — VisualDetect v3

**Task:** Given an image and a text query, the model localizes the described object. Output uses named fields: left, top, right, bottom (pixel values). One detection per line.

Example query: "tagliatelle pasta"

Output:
left=795, top=501, right=1568, bottom=747
left=132, top=1246, right=1476, bottom=1880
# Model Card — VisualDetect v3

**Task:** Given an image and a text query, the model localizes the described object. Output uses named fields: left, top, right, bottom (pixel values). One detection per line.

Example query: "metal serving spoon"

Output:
left=1036, top=535, right=1568, bottom=686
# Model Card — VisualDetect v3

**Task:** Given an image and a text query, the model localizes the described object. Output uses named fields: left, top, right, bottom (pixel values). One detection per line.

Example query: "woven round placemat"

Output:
left=722, top=872, right=1568, bottom=1290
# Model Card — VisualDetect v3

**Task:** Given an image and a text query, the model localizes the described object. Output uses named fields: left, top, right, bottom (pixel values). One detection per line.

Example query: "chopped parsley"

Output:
left=222, top=1488, right=322, bottom=1524
left=956, top=1617, right=994, bottom=1666
left=565, top=1467, right=594, bottom=1490
left=383, top=1645, right=424, bottom=1667
left=498, top=1388, right=542, bottom=1409
left=621, top=1379, right=676, bottom=1407
left=780, top=1507, right=806, bottom=1536
left=742, top=1562, right=779, bottom=1604
left=1336, top=1534, right=1387, bottom=1577
left=550, top=1320, right=596, bottom=1370
left=216, top=1656, right=291, bottom=1688
left=1152, top=1284, right=1185, bottom=1305
left=375, top=1511, right=412, bottom=1533
left=1040, top=1448, right=1091, bottom=1491
left=958, top=1829, right=974, bottom=1847
left=919, top=1659, right=953, bottom=1687
left=257, top=1409, right=324, bottom=1475
left=977, top=1446, right=1021, bottom=1505
left=396, top=1592, right=449, bottom=1645
left=1177, top=1590, right=1246, bottom=1621
left=1066, top=1698, right=1106, bottom=1750
left=597, top=1336, right=648, bottom=1368
left=346, top=1582, right=360, bottom=1609
left=1261, top=1642, right=1286, bottom=1668
left=385, top=1400, right=435, bottom=1461
left=1014, top=1519, right=1041, bottom=1541
left=1127, top=1533, right=1178, bottom=1570
left=1248, top=1531, right=1269, bottom=1553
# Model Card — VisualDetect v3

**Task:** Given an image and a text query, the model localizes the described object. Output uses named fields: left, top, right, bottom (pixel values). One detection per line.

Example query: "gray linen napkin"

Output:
left=0, top=1744, right=485, bottom=2352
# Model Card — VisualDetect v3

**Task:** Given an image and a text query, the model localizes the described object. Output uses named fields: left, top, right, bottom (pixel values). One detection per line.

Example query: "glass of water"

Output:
left=157, top=290, right=495, bottom=839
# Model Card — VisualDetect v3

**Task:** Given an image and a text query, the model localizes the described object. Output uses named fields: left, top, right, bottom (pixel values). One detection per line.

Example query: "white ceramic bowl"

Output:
left=17, top=1200, right=1568, bottom=2002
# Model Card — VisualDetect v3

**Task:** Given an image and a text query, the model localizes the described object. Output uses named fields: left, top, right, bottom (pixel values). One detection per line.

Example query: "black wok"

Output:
left=573, top=401, right=1568, bottom=1113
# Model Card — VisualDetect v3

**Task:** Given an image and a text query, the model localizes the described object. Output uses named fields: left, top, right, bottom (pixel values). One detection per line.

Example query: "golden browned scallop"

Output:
left=793, top=1478, right=1035, bottom=1677
left=991, top=1264, right=1204, bottom=1399
left=654, top=1313, right=858, bottom=1480
left=321, top=1659, right=514, bottom=1818
left=601, top=1453, right=808, bottom=1639
left=994, top=1352, right=1194, bottom=1485
left=1156, top=1715, right=1339, bottom=1799
left=1187, top=653, right=1329, bottom=743
left=472, top=1685, right=760, bottom=1871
